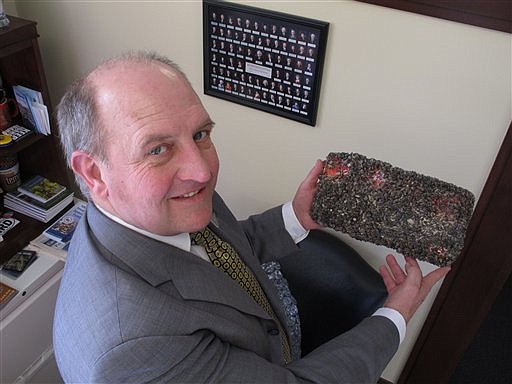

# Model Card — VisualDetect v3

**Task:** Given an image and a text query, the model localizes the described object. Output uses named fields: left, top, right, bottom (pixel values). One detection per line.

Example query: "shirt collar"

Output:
left=94, top=203, right=192, bottom=252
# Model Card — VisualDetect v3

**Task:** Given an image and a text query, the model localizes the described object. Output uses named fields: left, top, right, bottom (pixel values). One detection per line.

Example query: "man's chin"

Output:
left=168, top=190, right=214, bottom=233
left=185, top=216, right=211, bottom=233
left=181, top=209, right=213, bottom=233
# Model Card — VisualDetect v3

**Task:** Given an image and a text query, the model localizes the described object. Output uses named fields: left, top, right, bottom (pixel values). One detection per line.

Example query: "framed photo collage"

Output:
left=203, top=0, right=329, bottom=126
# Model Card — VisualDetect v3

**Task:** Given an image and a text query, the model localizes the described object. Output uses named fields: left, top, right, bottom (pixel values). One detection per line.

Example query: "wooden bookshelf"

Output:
left=0, top=15, right=73, bottom=264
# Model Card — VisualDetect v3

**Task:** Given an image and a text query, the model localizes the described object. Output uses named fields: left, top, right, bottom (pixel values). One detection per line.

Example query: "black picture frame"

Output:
left=203, top=0, right=329, bottom=126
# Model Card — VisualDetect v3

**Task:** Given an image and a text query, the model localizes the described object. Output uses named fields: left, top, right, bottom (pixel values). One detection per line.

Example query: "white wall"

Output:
left=10, top=0, right=511, bottom=381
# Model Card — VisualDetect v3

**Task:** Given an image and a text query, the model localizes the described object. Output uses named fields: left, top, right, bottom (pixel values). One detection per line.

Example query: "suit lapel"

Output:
left=209, top=199, right=290, bottom=329
left=86, top=203, right=271, bottom=320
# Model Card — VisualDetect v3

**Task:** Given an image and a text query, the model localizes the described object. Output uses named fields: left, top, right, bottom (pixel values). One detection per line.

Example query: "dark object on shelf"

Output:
left=1, top=249, right=37, bottom=278
left=1, top=124, right=33, bottom=142
left=0, top=152, right=20, bottom=191
left=311, top=152, right=475, bottom=267
left=0, top=96, right=19, bottom=130
left=0, top=132, right=12, bottom=146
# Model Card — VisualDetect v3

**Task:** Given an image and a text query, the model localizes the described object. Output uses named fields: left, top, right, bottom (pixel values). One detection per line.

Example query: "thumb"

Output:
left=420, top=266, right=451, bottom=297
left=303, top=159, right=323, bottom=188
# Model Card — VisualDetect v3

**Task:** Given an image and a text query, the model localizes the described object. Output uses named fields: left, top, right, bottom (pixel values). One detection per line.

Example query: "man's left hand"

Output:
left=292, top=159, right=324, bottom=230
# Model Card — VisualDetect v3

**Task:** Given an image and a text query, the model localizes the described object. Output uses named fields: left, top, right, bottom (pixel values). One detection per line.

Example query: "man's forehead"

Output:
left=158, top=65, right=180, bottom=81
left=90, top=59, right=182, bottom=85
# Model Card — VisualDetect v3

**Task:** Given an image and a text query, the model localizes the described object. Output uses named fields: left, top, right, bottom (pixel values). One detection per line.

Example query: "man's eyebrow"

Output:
left=202, top=119, right=216, bottom=129
left=140, top=121, right=215, bottom=146
left=139, top=134, right=175, bottom=148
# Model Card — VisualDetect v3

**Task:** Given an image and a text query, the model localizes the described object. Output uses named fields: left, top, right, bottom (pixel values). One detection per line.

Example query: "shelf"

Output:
left=0, top=16, right=38, bottom=52
left=0, top=15, right=70, bottom=384
left=0, top=14, right=76, bottom=266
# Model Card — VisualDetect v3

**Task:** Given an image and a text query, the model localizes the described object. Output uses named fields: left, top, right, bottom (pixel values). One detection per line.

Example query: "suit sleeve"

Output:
left=212, top=192, right=298, bottom=264
left=240, top=205, right=299, bottom=264
left=90, top=316, right=399, bottom=384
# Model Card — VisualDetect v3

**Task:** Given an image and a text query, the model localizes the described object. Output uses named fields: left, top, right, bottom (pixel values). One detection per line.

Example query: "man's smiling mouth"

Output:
left=177, top=189, right=202, bottom=199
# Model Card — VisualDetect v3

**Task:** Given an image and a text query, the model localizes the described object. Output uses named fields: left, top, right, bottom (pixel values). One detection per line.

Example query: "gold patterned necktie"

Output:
left=191, top=226, right=292, bottom=364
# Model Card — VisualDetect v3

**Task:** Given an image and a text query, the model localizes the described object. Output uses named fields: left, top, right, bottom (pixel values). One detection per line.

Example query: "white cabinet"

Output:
left=1, top=266, right=63, bottom=383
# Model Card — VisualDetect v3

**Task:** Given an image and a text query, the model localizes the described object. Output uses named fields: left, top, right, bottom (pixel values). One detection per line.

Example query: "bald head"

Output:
left=57, top=51, right=193, bottom=198
left=88, top=51, right=189, bottom=87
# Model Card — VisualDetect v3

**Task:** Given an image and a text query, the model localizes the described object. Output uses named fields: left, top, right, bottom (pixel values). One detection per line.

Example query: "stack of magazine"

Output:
left=3, top=175, right=73, bottom=222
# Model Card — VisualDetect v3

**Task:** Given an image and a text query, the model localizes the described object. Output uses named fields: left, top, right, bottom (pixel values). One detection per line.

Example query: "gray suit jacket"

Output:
left=53, top=193, right=399, bottom=383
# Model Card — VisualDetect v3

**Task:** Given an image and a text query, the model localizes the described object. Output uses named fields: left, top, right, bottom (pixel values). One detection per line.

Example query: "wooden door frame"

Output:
left=397, top=121, right=512, bottom=383
left=356, top=0, right=511, bottom=33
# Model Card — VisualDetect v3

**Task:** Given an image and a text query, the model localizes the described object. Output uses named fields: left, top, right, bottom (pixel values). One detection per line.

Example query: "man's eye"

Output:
left=149, top=145, right=168, bottom=156
left=193, top=130, right=209, bottom=141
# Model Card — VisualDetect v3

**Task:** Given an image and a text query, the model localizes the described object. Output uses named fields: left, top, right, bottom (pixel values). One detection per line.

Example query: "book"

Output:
left=18, top=175, right=67, bottom=203
left=4, top=189, right=74, bottom=223
left=43, top=201, right=87, bottom=243
left=311, top=152, right=475, bottom=267
left=0, top=281, right=18, bottom=310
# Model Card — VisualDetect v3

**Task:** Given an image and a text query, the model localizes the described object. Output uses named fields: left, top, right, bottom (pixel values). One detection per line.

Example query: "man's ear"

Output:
left=70, top=151, right=108, bottom=199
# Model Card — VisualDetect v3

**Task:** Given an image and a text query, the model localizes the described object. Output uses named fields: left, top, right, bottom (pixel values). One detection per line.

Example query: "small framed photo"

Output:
left=203, top=0, right=329, bottom=126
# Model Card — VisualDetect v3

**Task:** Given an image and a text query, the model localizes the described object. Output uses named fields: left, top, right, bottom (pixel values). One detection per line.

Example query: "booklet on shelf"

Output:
left=31, top=199, right=87, bottom=261
left=30, top=233, right=69, bottom=261
left=12, top=86, right=36, bottom=131
left=43, top=201, right=87, bottom=243
left=12, top=85, right=50, bottom=135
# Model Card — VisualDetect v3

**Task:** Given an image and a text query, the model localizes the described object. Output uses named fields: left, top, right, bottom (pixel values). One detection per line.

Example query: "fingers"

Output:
left=403, top=256, right=423, bottom=286
left=379, top=254, right=406, bottom=292
left=380, top=254, right=442, bottom=292
left=387, top=254, right=407, bottom=284
left=380, top=254, right=406, bottom=284
left=292, top=159, right=324, bottom=230
left=303, top=159, right=323, bottom=189
left=379, top=264, right=396, bottom=293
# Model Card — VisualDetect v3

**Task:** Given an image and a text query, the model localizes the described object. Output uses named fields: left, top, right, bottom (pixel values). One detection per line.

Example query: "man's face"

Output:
left=90, top=63, right=219, bottom=235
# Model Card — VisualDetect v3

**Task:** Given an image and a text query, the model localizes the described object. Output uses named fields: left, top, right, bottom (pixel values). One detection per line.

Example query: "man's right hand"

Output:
left=380, top=254, right=451, bottom=323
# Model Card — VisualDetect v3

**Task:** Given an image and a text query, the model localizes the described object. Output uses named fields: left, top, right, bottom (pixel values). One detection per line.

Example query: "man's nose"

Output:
left=177, top=144, right=211, bottom=183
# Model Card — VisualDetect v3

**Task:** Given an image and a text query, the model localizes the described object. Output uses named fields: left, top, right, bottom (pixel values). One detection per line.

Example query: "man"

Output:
left=53, top=51, right=449, bottom=383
